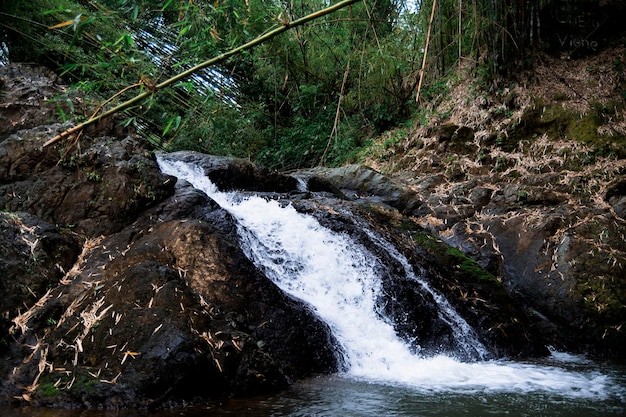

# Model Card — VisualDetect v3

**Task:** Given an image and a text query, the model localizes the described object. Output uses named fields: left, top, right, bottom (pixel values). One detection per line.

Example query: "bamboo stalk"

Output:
left=44, top=0, right=360, bottom=147
left=459, top=0, right=462, bottom=72
left=415, top=0, right=437, bottom=104
left=320, top=59, right=351, bottom=166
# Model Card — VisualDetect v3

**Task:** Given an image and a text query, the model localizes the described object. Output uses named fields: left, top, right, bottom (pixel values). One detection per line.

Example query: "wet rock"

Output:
left=0, top=69, right=339, bottom=408
left=300, top=164, right=424, bottom=215
left=354, top=204, right=549, bottom=359
left=163, top=151, right=298, bottom=193
left=292, top=195, right=549, bottom=360
left=442, top=221, right=505, bottom=278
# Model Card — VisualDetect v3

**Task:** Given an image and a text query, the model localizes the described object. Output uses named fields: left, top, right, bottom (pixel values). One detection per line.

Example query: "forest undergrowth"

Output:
left=361, top=44, right=626, bottom=212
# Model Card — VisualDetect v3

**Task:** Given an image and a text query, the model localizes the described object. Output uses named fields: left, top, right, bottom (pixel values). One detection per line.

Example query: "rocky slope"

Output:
left=361, top=45, right=626, bottom=357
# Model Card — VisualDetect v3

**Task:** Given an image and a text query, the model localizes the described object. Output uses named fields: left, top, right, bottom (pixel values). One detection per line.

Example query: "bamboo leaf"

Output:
left=121, top=116, right=137, bottom=128
left=48, top=20, right=76, bottom=30
left=210, top=27, right=222, bottom=41
left=162, top=0, right=174, bottom=11
left=178, top=25, right=192, bottom=39
left=163, top=115, right=181, bottom=136
left=45, top=0, right=361, bottom=148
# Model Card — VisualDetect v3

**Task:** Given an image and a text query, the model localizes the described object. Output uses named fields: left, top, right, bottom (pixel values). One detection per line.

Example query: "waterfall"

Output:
left=157, top=155, right=621, bottom=399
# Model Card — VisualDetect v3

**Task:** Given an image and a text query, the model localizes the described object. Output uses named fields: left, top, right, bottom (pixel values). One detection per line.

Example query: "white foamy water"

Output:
left=157, top=155, right=625, bottom=400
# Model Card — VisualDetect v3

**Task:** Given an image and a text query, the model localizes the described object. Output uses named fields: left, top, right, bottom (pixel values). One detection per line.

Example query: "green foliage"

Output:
left=86, top=171, right=101, bottom=182
left=224, top=0, right=422, bottom=168
left=0, top=0, right=547, bottom=169
left=1, top=0, right=425, bottom=169
left=0, top=0, right=72, bottom=63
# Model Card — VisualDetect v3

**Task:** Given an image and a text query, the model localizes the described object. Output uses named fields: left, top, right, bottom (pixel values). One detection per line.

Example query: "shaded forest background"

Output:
left=0, top=0, right=623, bottom=169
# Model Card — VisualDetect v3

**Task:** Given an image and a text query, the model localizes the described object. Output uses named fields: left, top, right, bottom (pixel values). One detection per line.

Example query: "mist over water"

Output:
left=156, top=156, right=626, bottom=410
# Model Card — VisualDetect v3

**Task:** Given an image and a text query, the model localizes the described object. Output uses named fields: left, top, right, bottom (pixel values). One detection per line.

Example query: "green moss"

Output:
left=35, top=369, right=99, bottom=399
left=361, top=203, right=500, bottom=286
left=502, top=97, right=625, bottom=160
left=69, top=374, right=97, bottom=396
left=412, top=231, right=499, bottom=284
left=37, top=382, right=60, bottom=397
left=366, top=204, right=501, bottom=287
left=578, top=274, right=626, bottom=325
left=458, top=258, right=497, bottom=282
left=574, top=254, right=626, bottom=324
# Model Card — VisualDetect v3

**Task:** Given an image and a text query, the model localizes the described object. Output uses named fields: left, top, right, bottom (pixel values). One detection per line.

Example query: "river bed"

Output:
left=1, top=358, right=625, bottom=417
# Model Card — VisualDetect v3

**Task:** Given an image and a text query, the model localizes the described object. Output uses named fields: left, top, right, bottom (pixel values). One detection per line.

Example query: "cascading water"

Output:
left=357, top=223, right=491, bottom=361
left=157, top=155, right=624, bottom=401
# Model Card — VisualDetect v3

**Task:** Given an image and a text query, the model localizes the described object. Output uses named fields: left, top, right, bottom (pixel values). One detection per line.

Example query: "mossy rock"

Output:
left=410, top=231, right=500, bottom=285
left=361, top=202, right=500, bottom=287
left=34, top=368, right=102, bottom=403
left=506, top=99, right=626, bottom=157
left=431, top=123, right=477, bottom=155
left=358, top=202, right=550, bottom=357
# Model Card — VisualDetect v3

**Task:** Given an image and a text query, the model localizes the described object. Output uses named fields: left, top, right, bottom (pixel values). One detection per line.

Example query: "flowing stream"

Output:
left=1, top=154, right=624, bottom=417
left=153, top=155, right=626, bottom=414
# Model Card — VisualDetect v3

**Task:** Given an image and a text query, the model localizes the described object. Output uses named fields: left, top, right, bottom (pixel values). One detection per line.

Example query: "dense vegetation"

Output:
left=0, top=0, right=567, bottom=169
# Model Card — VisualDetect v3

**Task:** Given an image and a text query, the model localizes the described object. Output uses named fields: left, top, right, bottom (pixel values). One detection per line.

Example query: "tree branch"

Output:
left=44, top=0, right=361, bottom=147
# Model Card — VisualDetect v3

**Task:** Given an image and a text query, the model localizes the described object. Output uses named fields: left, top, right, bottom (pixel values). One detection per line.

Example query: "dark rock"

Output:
left=469, top=186, right=494, bottom=209
left=0, top=69, right=339, bottom=408
left=443, top=220, right=505, bottom=278
left=0, top=64, right=66, bottom=138
left=0, top=212, right=79, bottom=356
left=0, top=64, right=128, bottom=140
left=0, top=129, right=175, bottom=237
left=290, top=196, right=550, bottom=360
left=606, top=177, right=626, bottom=219
left=161, top=151, right=298, bottom=193
left=355, top=204, right=549, bottom=359
left=299, top=164, right=424, bottom=215
left=611, top=196, right=626, bottom=219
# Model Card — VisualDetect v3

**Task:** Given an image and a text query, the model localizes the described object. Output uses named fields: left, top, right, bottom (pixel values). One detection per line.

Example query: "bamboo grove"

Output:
left=1, top=0, right=553, bottom=169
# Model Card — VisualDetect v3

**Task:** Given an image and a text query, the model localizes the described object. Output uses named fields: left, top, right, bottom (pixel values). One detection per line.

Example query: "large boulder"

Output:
left=0, top=127, right=175, bottom=237
left=2, top=184, right=339, bottom=407
left=167, top=151, right=299, bottom=193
